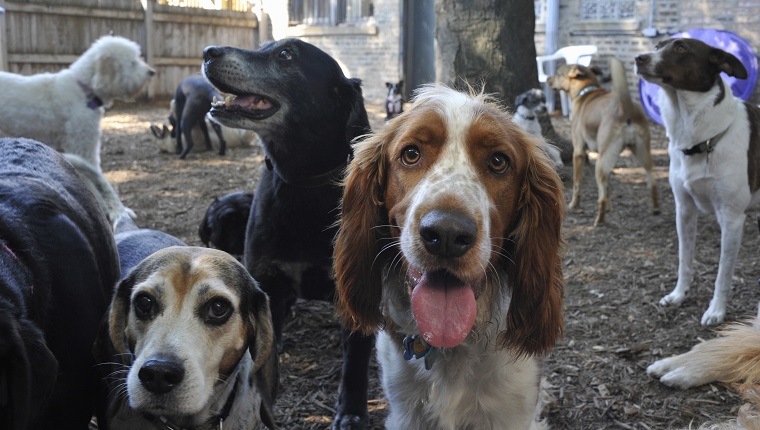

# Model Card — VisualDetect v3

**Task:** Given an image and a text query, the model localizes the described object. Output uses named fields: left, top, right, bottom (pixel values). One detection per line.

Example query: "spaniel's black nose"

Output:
left=419, top=210, right=477, bottom=258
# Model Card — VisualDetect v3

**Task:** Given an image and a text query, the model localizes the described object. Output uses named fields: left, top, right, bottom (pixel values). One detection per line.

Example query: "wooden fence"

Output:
left=0, top=0, right=259, bottom=99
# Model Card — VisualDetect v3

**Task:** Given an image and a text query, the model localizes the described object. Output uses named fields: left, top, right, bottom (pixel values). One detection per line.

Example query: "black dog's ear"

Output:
left=150, top=124, right=166, bottom=139
left=710, top=48, right=748, bottom=79
left=386, top=82, right=393, bottom=88
left=343, top=78, right=371, bottom=144
left=397, top=80, right=403, bottom=88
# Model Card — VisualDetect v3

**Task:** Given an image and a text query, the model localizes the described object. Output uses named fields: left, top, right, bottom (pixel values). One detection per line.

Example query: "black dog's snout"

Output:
left=419, top=210, right=477, bottom=258
left=635, top=54, right=650, bottom=66
left=138, top=358, right=185, bottom=394
left=203, top=46, right=226, bottom=62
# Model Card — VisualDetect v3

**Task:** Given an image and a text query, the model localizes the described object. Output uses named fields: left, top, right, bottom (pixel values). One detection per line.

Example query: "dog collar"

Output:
left=682, top=127, right=730, bottom=156
left=576, top=84, right=600, bottom=99
left=403, top=334, right=440, bottom=370
left=264, top=153, right=351, bottom=188
left=143, top=377, right=239, bottom=430
left=77, top=80, right=104, bottom=110
left=516, top=111, right=536, bottom=121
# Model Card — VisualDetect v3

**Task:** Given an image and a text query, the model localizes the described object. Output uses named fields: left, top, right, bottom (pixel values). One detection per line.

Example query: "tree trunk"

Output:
left=434, top=0, right=538, bottom=105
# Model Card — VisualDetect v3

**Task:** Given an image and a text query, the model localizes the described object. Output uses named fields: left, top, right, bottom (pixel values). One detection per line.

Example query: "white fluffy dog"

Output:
left=0, top=35, right=155, bottom=170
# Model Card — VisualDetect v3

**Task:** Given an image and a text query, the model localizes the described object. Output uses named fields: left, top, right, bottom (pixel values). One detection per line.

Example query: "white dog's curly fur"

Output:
left=0, top=35, right=155, bottom=170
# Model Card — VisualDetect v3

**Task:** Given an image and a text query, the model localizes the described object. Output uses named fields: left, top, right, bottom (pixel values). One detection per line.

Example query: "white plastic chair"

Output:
left=537, top=45, right=598, bottom=116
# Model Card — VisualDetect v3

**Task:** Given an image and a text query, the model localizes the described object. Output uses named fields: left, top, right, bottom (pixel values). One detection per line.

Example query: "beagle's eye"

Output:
left=133, top=293, right=156, bottom=320
left=401, top=145, right=421, bottom=166
left=204, top=298, right=233, bottom=325
left=277, top=49, right=292, bottom=60
left=488, top=153, right=510, bottom=174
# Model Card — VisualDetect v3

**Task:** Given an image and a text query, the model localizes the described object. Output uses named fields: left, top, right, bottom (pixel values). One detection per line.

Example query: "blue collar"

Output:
left=576, top=84, right=600, bottom=98
left=403, top=334, right=440, bottom=370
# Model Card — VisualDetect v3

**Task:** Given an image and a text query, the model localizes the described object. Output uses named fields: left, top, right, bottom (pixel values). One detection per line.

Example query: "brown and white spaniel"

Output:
left=334, top=85, right=565, bottom=429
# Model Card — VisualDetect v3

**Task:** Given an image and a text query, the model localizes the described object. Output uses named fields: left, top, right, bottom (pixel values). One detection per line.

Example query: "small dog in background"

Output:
left=513, top=88, right=564, bottom=168
left=169, top=75, right=228, bottom=159
left=198, top=191, right=253, bottom=261
left=149, top=108, right=257, bottom=155
left=385, top=80, right=404, bottom=120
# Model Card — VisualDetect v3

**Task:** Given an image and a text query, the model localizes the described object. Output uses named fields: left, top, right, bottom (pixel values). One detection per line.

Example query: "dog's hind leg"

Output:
left=334, top=329, right=374, bottom=430
left=179, top=122, right=195, bottom=159
left=702, top=211, right=747, bottom=325
left=210, top=120, right=226, bottom=156
left=662, top=190, right=699, bottom=308
left=199, top=119, right=214, bottom=152
left=593, top=136, right=624, bottom=226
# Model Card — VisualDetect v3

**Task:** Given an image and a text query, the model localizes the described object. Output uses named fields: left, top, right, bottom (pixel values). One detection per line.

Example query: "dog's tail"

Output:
left=63, top=153, right=136, bottom=231
left=609, top=57, right=636, bottom=119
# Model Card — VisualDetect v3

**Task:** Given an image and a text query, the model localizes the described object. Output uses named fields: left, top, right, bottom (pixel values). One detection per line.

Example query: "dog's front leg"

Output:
left=333, top=328, right=374, bottom=430
left=702, top=211, right=746, bottom=325
left=661, top=191, right=699, bottom=308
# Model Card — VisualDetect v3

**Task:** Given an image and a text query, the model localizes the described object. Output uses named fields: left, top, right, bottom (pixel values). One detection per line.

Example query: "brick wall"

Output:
left=536, top=0, right=760, bottom=105
left=272, top=0, right=402, bottom=108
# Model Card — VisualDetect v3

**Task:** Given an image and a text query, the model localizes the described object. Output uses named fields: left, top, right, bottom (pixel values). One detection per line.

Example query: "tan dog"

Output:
left=549, top=58, right=659, bottom=225
left=97, top=246, right=277, bottom=429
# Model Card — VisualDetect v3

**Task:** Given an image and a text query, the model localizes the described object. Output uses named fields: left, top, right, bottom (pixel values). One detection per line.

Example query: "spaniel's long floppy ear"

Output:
left=501, top=143, right=565, bottom=356
left=333, top=130, right=390, bottom=334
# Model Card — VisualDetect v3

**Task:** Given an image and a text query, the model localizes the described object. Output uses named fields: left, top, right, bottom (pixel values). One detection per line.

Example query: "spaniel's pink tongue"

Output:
left=410, top=270, right=476, bottom=348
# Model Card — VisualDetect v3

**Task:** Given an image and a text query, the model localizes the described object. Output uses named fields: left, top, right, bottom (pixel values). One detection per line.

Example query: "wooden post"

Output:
left=143, top=0, right=156, bottom=100
left=0, top=0, right=8, bottom=72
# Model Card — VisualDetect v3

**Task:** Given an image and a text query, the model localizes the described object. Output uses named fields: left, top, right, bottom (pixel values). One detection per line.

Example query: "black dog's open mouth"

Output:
left=210, top=92, right=280, bottom=120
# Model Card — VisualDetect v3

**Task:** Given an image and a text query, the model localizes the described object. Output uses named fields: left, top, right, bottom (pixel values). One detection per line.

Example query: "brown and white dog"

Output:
left=334, top=85, right=565, bottom=429
left=636, top=38, right=760, bottom=326
left=97, top=246, right=277, bottom=429
left=549, top=57, right=659, bottom=225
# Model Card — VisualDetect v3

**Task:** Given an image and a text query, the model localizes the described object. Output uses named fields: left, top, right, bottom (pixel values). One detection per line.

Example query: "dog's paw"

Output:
left=659, top=291, right=686, bottom=307
left=655, top=366, right=707, bottom=390
left=701, top=304, right=725, bottom=326
left=332, top=414, right=368, bottom=430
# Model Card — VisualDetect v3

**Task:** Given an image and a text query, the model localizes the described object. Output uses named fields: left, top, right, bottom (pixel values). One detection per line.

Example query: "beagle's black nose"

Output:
left=138, top=358, right=185, bottom=394
left=419, top=210, right=477, bottom=258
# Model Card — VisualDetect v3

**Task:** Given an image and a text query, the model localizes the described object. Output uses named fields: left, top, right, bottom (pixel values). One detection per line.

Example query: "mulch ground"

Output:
left=99, top=98, right=760, bottom=430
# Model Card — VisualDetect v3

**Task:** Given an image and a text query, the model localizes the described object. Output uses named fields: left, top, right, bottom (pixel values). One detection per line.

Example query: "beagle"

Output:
left=98, top=246, right=277, bottom=429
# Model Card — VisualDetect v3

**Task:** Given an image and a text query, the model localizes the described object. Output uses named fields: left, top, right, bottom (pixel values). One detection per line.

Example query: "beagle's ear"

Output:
left=333, top=130, right=391, bottom=335
left=107, top=270, right=139, bottom=355
left=501, top=139, right=565, bottom=357
left=242, top=276, right=278, bottom=430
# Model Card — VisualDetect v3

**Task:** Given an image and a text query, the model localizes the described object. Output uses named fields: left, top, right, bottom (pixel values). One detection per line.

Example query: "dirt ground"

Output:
left=100, top=99, right=760, bottom=430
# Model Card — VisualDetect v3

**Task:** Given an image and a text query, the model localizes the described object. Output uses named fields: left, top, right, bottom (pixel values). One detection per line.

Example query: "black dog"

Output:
left=0, top=138, right=120, bottom=430
left=385, top=80, right=403, bottom=120
left=198, top=191, right=253, bottom=260
left=203, top=39, right=373, bottom=429
left=172, top=75, right=227, bottom=159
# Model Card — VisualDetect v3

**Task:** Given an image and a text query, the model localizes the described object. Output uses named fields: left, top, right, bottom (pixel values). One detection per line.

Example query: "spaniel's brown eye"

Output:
left=488, top=153, right=509, bottom=174
left=401, top=145, right=421, bottom=166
